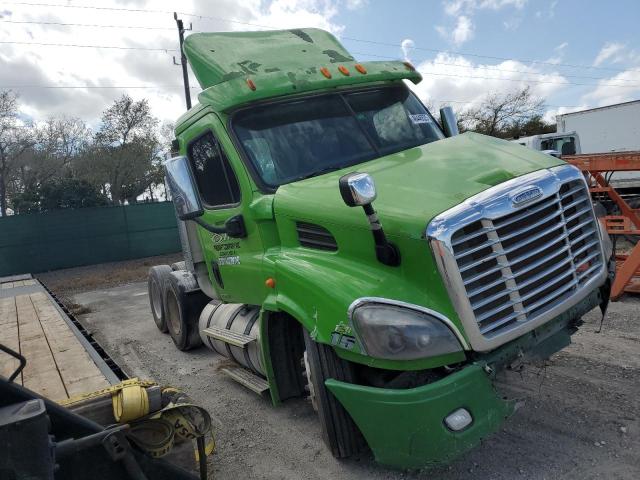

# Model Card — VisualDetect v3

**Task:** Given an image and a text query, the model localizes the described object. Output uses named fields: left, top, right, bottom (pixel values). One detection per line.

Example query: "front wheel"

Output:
left=303, top=330, right=366, bottom=458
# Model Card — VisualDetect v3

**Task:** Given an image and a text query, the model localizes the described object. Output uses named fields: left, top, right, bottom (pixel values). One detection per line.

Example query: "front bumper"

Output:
left=326, top=287, right=603, bottom=469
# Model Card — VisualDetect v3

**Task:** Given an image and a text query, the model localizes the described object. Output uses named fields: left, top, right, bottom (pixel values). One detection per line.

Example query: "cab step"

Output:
left=221, top=366, right=269, bottom=394
left=202, top=326, right=256, bottom=348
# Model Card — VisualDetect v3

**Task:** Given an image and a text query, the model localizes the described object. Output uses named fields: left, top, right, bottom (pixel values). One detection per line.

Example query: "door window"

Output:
left=187, top=132, right=241, bottom=207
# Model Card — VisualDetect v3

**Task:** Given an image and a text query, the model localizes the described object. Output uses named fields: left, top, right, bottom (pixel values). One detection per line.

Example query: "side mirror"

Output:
left=339, top=172, right=400, bottom=267
left=165, top=155, right=247, bottom=238
left=165, top=155, right=204, bottom=221
left=339, top=172, right=377, bottom=206
left=439, top=106, right=459, bottom=137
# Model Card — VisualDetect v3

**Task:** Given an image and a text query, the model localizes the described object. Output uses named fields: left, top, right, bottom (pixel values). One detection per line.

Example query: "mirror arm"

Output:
left=191, top=217, right=228, bottom=234
left=190, top=214, right=247, bottom=238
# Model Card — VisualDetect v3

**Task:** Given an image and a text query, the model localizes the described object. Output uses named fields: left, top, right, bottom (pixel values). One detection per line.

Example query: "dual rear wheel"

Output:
left=147, top=265, right=208, bottom=351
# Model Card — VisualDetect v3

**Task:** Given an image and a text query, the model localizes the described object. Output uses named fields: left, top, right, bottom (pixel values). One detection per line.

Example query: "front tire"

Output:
left=163, top=271, right=209, bottom=351
left=303, top=330, right=366, bottom=458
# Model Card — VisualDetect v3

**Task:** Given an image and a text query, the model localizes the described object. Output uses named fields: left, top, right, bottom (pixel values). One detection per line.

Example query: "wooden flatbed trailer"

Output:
left=0, top=274, right=119, bottom=400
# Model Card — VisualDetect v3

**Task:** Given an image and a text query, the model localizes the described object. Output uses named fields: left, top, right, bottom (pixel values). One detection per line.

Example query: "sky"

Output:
left=0, top=0, right=639, bottom=127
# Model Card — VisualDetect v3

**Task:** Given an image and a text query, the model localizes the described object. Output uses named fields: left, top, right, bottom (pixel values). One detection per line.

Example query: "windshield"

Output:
left=232, top=85, right=444, bottom=188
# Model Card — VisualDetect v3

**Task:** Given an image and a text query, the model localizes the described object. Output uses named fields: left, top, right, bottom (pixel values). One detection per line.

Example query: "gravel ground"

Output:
left=59, top=260, right=639, bottom=480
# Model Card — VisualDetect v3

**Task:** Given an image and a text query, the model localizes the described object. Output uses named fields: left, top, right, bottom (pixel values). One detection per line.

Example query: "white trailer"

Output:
left=557, top=100, right=640, bottom=154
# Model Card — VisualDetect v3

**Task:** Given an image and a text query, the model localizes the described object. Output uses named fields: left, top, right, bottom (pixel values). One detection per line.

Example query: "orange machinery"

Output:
left=563, top=151, right=640, bottom=299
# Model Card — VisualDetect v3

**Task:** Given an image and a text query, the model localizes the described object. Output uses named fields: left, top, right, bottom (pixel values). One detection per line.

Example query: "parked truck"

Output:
left=513, top=100, right=640, bottom=156
left=148, top=28, right=613, bottom=468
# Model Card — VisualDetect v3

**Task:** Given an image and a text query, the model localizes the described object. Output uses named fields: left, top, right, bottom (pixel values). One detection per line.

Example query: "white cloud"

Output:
left=401, top=38, right=415, bottom=62
left=545, top=41, right=568, bottom=65
left=0, top=0, right=348, bottom=124
left=443, top=0, right=527, bottom=16
left=581, top=69, right=640, bottom=107
left=343, top=0, right=367, bottom=10
left=593, top=42, right=626, bottom=66
left=407, top=52, right=568, bottom=116
left=436, top=15, right=474, bottom=47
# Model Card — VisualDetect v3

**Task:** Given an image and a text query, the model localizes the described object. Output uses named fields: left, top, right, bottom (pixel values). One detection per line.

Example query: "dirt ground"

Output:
left=39, top=258, right=639, bottom=480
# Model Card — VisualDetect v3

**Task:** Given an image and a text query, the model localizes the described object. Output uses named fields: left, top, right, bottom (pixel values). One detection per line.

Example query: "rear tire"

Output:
left=148, top=265, right=172, bottom=333
left=303, top=330, right=366, bottom=458
left=163, top=271, right=209, bottom=351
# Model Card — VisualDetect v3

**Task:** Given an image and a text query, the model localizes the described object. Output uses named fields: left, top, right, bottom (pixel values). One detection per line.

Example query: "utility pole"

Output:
left=174, top=12, right=192, bottom=109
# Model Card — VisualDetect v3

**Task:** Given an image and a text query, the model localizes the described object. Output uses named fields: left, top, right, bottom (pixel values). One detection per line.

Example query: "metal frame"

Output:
left=426, top=164, right=608, bottom=352
left=564, top=151, right=640, bottom=298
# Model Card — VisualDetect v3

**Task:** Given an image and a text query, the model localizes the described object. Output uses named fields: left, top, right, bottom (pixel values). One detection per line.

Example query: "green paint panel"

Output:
left=0, top=202, right=181, bottom=276
left=326, top=364, right=513, bottom=468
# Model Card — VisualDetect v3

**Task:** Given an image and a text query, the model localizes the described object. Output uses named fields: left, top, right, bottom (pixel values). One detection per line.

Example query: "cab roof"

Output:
left=180, top=28, right=422, bottom=116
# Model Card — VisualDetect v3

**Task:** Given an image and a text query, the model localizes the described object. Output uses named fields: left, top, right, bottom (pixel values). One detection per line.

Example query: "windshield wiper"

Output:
left=294, top=165, right=344, bottom=182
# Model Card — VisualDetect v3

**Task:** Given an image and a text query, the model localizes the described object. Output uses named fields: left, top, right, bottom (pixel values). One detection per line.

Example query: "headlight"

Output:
left=350, top=301, right=463, bottom=360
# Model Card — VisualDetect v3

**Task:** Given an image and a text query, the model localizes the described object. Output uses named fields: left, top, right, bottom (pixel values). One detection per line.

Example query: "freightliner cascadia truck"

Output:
left=148, top=28, right=614, bottom=468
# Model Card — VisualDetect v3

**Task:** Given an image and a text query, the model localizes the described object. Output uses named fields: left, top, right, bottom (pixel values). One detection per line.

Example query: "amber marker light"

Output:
left=338, top=65, right=350, bottom=76
left=355, top=64, right=367, bottom=74
left=265, top=278, right=276, bottom=288
left=320, top=67, right=332, bottom=79
left=246, top=78, right=257, bottom=90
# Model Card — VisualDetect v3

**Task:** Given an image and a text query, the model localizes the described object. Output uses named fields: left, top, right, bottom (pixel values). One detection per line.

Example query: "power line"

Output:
left=0, top=83, right=585, bottom=109
left=0, top=19, right=175, bottom=30
left=3, top=19, right=638, bottom=84
left=1, top=40, right=638, bottom=89
left=2, top=1, right=638, bottom=74
left=0, top=84, right=200, bottom=89
left=352, top=51, right=640, bottom=83
left=0, top=40, right=177, bottom=51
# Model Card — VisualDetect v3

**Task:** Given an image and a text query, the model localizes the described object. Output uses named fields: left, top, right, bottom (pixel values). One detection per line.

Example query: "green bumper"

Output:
left=326, top=364, right=510, bottom=469
left=326, top=287, right=604, bottom=469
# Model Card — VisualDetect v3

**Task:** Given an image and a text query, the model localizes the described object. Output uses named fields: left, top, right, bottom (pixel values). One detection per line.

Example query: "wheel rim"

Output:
left=303, top=351, right=318, bottom=412
left=166, top=291, right=182, bottom=335
left=151, top=279, right=162, bottom=318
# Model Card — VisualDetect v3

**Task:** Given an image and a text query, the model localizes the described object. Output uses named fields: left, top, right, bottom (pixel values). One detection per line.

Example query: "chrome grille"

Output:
left=449, top=178, right=603, bottom=338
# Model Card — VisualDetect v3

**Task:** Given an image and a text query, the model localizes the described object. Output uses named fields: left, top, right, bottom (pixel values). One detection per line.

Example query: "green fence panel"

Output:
left=0, top=202, right=181, bottom=276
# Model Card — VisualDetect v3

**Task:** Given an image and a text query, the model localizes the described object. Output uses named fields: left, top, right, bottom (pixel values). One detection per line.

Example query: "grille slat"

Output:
left=450, top=179, right=603, bottom=338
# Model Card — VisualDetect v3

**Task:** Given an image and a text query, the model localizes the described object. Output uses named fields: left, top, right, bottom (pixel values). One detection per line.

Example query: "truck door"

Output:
left=184, top=114, right=265, bottom=305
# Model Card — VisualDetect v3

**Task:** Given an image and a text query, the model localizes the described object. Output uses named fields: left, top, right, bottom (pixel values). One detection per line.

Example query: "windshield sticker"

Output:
left=409, top=114, right=432, bottom=125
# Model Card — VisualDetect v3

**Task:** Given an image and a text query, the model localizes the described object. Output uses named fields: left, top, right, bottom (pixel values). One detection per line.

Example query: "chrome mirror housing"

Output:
left=164, top=155, right=204, bottom=221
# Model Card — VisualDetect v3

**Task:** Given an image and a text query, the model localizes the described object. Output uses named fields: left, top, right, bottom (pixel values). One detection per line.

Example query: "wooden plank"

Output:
left=0, top=297, right=21, bottom=381
left=15, top=294, right=68, bottom=400
left=23, top=279, right=36, bottom=286
left=30, top=292, right=109, bottom=397
left=1, top=282, right=14, bottom=289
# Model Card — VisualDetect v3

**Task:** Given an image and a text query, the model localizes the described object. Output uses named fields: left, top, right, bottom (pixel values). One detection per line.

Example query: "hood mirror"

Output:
left=439, top=106, right=459, bottom=137
left=339, top=172, right=400, bottom=267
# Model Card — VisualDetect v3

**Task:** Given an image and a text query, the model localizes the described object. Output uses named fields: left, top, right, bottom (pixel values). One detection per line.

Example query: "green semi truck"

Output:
left=148, top=28, right=614, bottom=468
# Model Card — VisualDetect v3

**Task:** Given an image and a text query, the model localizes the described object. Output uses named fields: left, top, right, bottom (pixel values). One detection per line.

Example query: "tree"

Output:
left=0, top=90, right=33, bottom=216
left=88, top=94, right=161, bottom=205
left=459, top=87, right=547, bottom=138
left=11, top=177, right=107, bottom=213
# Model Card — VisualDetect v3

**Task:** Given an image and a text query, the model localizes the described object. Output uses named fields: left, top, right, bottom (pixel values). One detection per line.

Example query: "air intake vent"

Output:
left=296, top=222, right=338, bottom=251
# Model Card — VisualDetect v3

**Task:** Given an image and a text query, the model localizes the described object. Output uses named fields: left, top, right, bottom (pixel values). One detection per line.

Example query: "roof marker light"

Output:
left=246, top=78, right=256, bottom=91
left=355, top=64, right=367, bottom=74
left=338, top=65, right=350, bottom=76
left=320, top=67, right=332, bottom=79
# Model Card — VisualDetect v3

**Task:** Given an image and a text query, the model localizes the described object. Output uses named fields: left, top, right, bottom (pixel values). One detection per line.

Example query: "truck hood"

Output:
left=273, top=132, right=564, bottom=238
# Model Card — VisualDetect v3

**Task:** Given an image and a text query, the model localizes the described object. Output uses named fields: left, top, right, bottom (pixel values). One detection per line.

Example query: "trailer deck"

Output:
left=0, top=275, right=116, bottom=401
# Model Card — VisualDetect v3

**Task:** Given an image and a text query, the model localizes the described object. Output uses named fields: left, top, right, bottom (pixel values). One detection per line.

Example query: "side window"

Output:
left=187, top=131, right=241, bottom=207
